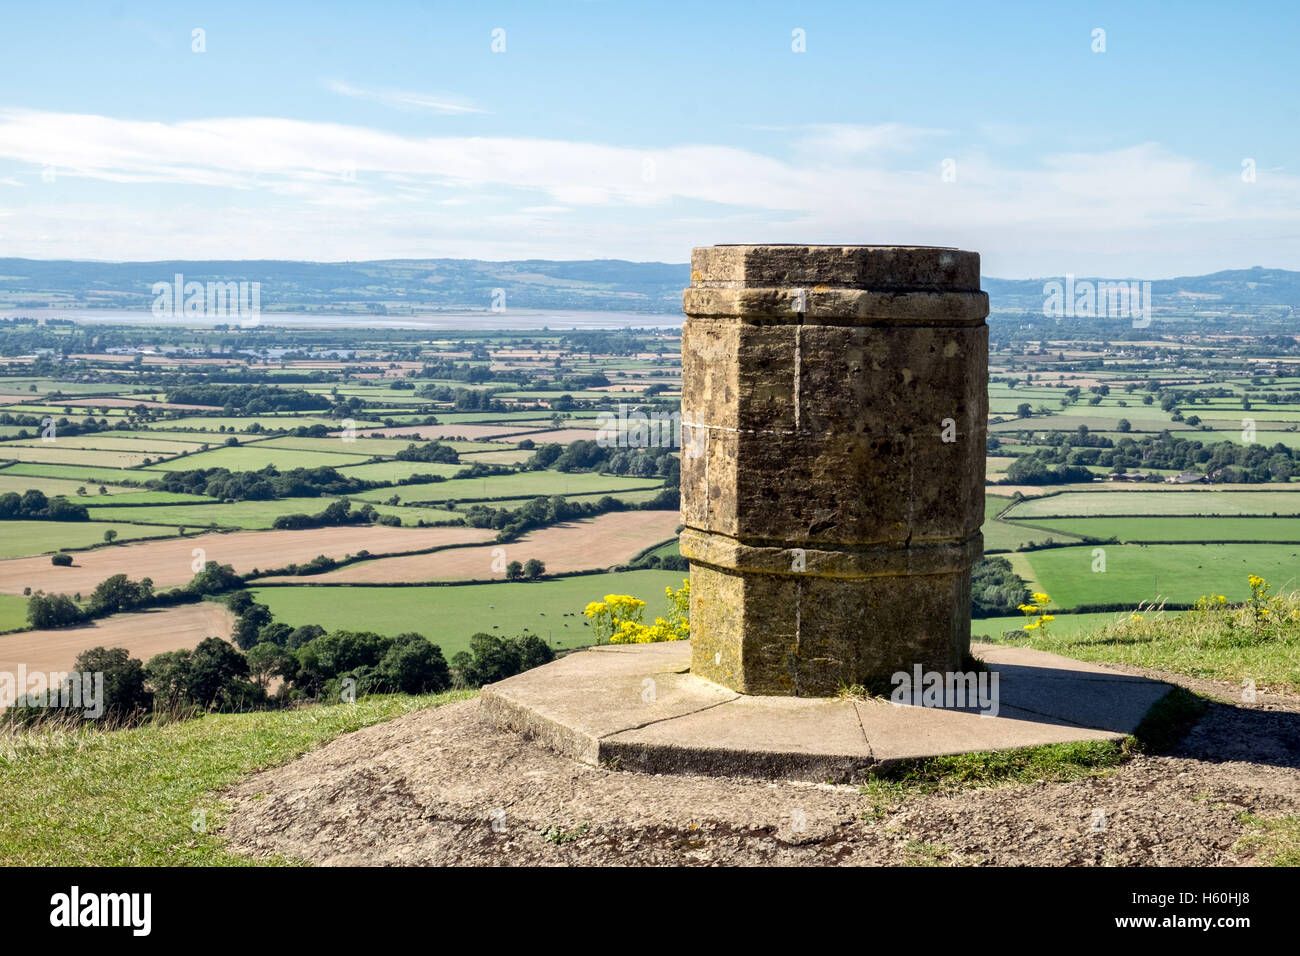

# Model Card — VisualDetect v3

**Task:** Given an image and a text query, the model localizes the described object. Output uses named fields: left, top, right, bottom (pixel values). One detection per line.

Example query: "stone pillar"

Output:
left=679, top=245, right=987, bottom=696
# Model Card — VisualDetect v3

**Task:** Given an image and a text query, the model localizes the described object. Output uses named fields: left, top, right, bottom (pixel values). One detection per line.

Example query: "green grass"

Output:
left=84, top=497, right=352, bottom=529
left=0, top=691, right=472, bottom=865
left=982, top=495, right=1082, bottom=551
left=251, top=569, right=688, bottom=656
left=1013, top=543, right=1300, bottom=608
left=334, top=461, right=465, bottom=482
left=0, top=462, right=160, bottom=485
left=150, top=444, right=375, bottom=472
left=356, top=470, right=664, bottom=503
left=0, top=520, right=181, bottom=558
left=1008, top=515, right=1300, bottom=543
left=0, top=473, right=133, bottom=497
left=0, top=593, right=29, bottom=632
left=144, top=415, right=381, bottom=432
left=992, top=606, right=1300, bottom=692
left=1234, top=813, right=1300, bottom=866
left=1006, top=490, right=1300, bottom=519
left=81, top=490, right=215, bottom=506
left=970, top=610, right=1181, bottom=641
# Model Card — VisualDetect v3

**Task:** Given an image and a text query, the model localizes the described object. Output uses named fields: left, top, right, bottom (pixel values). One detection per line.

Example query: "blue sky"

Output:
left=0, top=0, right=1295, bottom=277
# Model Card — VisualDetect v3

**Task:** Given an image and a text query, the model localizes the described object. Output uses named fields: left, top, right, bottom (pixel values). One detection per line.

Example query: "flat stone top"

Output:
left=690, top=244, right=981, bottom=292
left=481, top=640, right=1173, bottom=782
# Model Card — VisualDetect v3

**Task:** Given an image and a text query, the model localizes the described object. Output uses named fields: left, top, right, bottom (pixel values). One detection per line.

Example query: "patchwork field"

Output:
left=1005, top=490, right=1300, bottom=518
left=260, top=509, right=681, bottom=583
left=251, top=569, right=687, bottom=657
left=0, top=524, right=496, bottom=596
left=1012, top=516, right=1300, bottom=543
left=150, top=444, right=375, bottom=472
left=1010, top=543, right=1300, bottom=608
left=0, top=602, right=236, bottom=676
left=0, top=520, right=181, bottom=559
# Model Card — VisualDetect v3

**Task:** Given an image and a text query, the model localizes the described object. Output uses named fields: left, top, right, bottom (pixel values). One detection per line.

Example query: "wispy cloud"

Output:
left=326, top=80, right=486, bottom=115
left=0, top=108, right=1295, bottom=275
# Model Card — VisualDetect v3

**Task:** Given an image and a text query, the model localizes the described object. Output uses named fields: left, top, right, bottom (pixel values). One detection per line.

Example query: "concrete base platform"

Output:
left=480, top=641, right=1174, bottom=782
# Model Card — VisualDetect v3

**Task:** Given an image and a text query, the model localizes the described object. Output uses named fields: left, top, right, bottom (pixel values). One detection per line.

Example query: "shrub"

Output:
left=27, top=592, right=85, bottom=628
left=51, top=552, right=73, bottom=567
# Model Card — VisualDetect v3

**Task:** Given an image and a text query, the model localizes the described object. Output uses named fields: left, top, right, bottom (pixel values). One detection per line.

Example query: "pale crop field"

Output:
left=1006, top=490, right=1300, bottom=518
left=0, top=524, right=497, bottom=595
left=259, top=509, right=682, bottom=584
left=0, top=602, right=236, bottom=676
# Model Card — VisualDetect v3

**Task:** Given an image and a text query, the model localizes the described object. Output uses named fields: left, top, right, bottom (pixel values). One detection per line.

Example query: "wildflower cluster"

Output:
left=1017, top=591, right=1055, bottom=635
left=582, top=579, right=689, bottom=644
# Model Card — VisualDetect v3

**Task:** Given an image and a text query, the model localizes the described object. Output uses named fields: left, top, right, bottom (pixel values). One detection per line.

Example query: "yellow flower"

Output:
left=1040, top=614, right=1055, bottom=622
left=1024, top=621, right=1040, bottom=630
left=1018, top=604, right=1038, bottom=614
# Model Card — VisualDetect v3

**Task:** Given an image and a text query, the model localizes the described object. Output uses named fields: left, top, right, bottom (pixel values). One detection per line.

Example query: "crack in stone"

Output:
left=595, top=695, right=740, bottom=741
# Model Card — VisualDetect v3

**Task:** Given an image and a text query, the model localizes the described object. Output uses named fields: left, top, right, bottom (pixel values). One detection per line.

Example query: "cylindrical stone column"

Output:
left=679, top=245, right=988, bottom=696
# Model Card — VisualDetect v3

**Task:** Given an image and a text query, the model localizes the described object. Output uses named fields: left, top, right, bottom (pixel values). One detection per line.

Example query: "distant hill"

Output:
left=0, top=257, right=688, bottom=314
left=1, top=258, right=1298, bottom=315
left=984, top=267, right=1300, bottom=310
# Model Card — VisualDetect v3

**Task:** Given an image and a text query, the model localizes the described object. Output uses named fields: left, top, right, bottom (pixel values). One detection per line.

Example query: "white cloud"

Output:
left=0, top=109, right=1295, bottom=276
left=326, top=80, right=486, bottom=115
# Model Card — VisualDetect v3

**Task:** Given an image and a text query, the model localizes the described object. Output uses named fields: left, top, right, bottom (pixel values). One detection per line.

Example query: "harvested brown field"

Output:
left=0, top=525, right=497, bottom=596
left=355, top=424, right=538, bottom=440
left=261, top=509, right=681, bottom=583
left=0, top=602, right=235, bottom=679
left=501, top=428, right=599, bottom=444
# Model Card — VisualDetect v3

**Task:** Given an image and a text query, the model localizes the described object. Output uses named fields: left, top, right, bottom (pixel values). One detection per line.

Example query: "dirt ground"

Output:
left=220, top=667, right=1300, bottom=866
left=0, top=602, right=235, bottom=677
left=0, top=524, right=496, bottom=595
left=259, top=510, right=681, bottom=584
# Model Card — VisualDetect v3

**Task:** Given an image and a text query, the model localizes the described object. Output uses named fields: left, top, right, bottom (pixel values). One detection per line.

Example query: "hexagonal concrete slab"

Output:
left=480, top=640, right=1174, bottom=782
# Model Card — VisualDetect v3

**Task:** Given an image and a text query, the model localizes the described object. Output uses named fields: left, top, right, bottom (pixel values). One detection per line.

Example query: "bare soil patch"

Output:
left=0, top=525, right=496, bottom=595
left=220, top=668, right=1300, bottom=866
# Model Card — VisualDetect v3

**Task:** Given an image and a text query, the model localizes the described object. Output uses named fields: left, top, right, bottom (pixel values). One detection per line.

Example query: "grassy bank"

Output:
left=0, top=690, right=472, bottom=866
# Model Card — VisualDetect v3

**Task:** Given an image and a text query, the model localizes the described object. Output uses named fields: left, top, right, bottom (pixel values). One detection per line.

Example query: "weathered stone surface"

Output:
left=478, top=641, right=1174, bottom=783
left=681, top=245, right=989, bottom=695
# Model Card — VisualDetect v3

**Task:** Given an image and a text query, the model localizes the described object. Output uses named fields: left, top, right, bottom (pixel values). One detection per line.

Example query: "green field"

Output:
left=366, top=471, right=664, bottom=504
left=84, top=491, right=216, bottom=506
left=0, top=462, right=160, bottom=485
left=1011, top=516, right=1300, bottom=543
left=84, top=497, right=357, bottom=529
left=982, top=495, right=1082, bottom=552
left=1013, top=543, right=1300, bottom=609
left=970, top=609, right=1183, bottom=641
left=144, top=415, right=381, bottom=432
left=1006, top=490, right=1300, bottom=518
left=252, top=569, right=687, bottom=656
left=334, top=461, right=466, bottom=483
left=0, top=520, right=180, bottom=558
left=0, top=593, right=29, bottom=631
left=0, top=473, right=133, bottom=497
left=150, top=444, right=375, bottom=472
